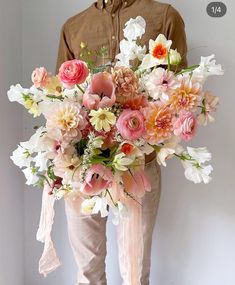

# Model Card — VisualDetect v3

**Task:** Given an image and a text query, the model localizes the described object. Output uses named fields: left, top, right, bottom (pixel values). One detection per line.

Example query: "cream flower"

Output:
left=90, top=109, right=116, bottom=132
left=139, top=34, right=172, bottom=70
left=113, top=153, right=134, bottom=171
left=123, top=16, right=146, bottom=41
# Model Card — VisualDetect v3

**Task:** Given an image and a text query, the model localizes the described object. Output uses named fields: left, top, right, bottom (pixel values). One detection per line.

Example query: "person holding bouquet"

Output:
left=55, top=1, right=187, bottom=285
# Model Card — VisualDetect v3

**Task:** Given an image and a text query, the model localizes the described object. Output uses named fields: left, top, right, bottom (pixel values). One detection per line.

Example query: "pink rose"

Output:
left=31, top=67, right=49, bottom=89
left=116, top=109, right=145, bottom=141
left=174, top=111, right=197, bottom=141
left=83, top=72, right=116, bottom=110
left=58, top=59, right=89, bottom=89
left=82, top=164, right=114, bottom=196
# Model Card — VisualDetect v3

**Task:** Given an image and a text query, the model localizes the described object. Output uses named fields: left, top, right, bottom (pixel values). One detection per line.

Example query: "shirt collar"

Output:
left=97, top=0, right=136, bottom=12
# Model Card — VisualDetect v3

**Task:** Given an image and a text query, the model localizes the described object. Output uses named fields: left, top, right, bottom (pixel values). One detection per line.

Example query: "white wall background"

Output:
left=0, top=0, right=24, bottom=285
left=2, top=0, right=235, bottom=285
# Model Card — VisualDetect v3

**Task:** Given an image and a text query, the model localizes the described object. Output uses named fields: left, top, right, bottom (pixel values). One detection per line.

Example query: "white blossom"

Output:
left=123, top=16, right=146, bottom=41
left=7, top=84, right=29, bottom=105
left=10, top=145, right=32, bottom=168
left=182, top=160, right=213, bottom=184
left=193, top=54, right=224, bottom=83
left=22, top=166, right=39, bottom=185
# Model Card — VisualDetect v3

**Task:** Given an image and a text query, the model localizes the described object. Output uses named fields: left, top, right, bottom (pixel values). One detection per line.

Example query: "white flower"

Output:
left=10, top=145, right=32, bottom=168
left=33, top=151, right=48, bottom=171
left=116, top=40, right=146, bottom=67
left=7, top=84, right=29, bottom=105
left=157, top=147, right=175, bottom=167
left=193, top=54, right=224, bottom=83
left=139, top=34, right=172, bottom=70
left=169, top=49, right=182, bottom=65
left=113, top=153, right=134, bottom=171
left=187, top=147, right=212, bottom=164
left=92, top=196, right=109, bottom=218
left=123, top=16, right=146, bottom=41
left=21, top=127, right=45, bottom=153
left=81, top=197, right=97, bottom=215
left=90, top=136, right=104, bottom=149
left=145, top=67, right=180, bottom=101
left=182, top=160, right=213, bottom=184
left=22, top=166, right=39, bottom=185
left=111, top=201, right=129, bottom=225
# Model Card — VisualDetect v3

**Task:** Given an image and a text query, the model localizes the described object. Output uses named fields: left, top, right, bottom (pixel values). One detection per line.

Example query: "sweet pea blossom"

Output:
left=198, top=91, right=219, bottom=126
left=81, top=196, right=109, bottom=217
left=22, top=166, right=39, bottom=185
left=11, top=145, right=32, bottom=169
left=113, top=153, right=134, bottom=171
left=182, top=160, right=213, bottom=184
left=123, top=16, right=146, bottom=41
left=192, top=54, right=224, bottom=83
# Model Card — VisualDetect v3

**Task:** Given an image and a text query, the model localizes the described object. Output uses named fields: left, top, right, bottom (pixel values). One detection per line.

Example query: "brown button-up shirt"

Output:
left=56, top=0, right=187, bottom=73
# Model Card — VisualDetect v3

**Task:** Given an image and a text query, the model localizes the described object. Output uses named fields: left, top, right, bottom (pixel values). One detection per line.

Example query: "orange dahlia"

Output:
left=169, top=76, right=202, bottom=112
left=142, top=102, right=173, bottom=144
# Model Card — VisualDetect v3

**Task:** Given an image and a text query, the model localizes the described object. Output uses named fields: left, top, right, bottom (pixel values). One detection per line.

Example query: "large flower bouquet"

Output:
left=8, top=16, right=223, bottom=222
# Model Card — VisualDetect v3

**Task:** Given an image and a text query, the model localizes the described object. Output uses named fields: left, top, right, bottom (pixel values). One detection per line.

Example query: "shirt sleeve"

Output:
left=163, top=5, right=188, bottom=70
left=56, top=23, right=75, bottom=74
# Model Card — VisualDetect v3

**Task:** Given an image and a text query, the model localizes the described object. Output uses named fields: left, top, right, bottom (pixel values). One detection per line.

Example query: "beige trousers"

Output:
left=65, top=159, right=161, bottom=285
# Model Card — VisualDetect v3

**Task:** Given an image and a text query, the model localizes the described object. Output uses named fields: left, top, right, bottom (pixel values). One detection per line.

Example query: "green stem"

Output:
left=76, top=84, right=85, bottom=94
left=106, top=189, right=117, bottom=207
left=176, top=64, right=199, bottom=75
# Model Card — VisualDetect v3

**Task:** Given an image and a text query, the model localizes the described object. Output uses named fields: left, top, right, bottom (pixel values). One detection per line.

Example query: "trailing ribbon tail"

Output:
left=36, top=184, right=61, bottom=277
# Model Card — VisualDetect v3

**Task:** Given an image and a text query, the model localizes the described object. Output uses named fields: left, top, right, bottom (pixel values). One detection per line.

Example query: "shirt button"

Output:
left=112, top=13, right=115, bottom=18
left=105, top=0, right=109, bottom=3
left=124, top=1, right=127, bottom=6
left=112, top=35, right=116, bottom=40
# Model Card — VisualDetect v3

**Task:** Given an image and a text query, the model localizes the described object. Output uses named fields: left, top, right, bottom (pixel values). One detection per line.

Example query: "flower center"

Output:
left=99, top=114, right=107, bottom=120
left=128, top=117, right=139, bottom=129
left=152, top=43, right=167, bottom=59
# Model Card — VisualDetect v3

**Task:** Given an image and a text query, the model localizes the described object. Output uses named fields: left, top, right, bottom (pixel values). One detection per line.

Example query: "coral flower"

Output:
left=142, top=102, right=173, bottom=144
left=58, top=59, right=89, bottom=89
left=83, top=72, right=116, bottom=110
left=82, top=164, right=114, bottom=196
left=31, top=67, right=50, bottom=89
left=169, top=76, right=202, bottom=112
left=112, top=66, right=139, bottom=104
left=122, top=93, right=148, bottom=110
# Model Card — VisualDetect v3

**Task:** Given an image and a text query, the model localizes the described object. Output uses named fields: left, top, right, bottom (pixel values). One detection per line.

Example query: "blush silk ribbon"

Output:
left=37, top=171, right=150, bottom=284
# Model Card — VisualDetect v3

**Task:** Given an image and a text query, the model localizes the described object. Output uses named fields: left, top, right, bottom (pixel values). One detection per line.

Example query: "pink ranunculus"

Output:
left=116, top=109, right=145, bottom=141
left=31, top=67, right=49, bottom=89
left=58, top=59, right=89, bottom=89
left=174, top=111, right=197, bottom=141
left=82, top=164, right=114, bottom=196
left=83, top=72, right=116, bottom=110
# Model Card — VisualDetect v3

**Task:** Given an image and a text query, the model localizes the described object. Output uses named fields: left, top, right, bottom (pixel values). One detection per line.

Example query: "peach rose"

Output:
left=58, top=59, right=89, bottom=89
left=116, top=109, right=145, bottom=141
left=31, top=67, right=49, bottom=89
left=174, top=111, right=197, bottom=141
